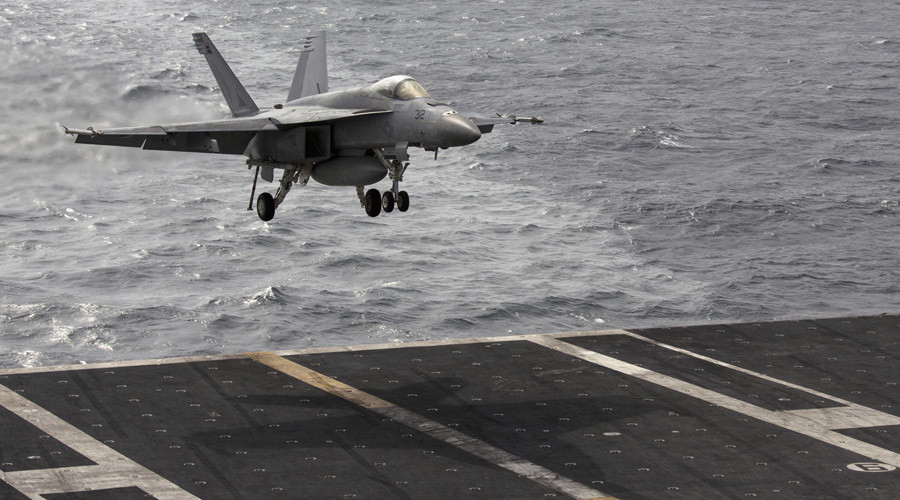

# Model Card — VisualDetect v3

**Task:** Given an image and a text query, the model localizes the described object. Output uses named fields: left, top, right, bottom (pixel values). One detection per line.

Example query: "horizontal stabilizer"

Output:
left=287, top=31, right=328, bottom=101
left=193, top=32, right=259, bottom=117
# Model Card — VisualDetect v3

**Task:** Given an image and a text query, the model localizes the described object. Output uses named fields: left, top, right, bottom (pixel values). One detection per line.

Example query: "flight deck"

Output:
left=0, top=314, right=897, bottom=499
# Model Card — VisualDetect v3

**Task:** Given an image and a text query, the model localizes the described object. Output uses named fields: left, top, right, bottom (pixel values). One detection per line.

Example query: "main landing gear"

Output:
left=256, top=192, right=276, bottom=221
left=247, top=160, right=311, bottom=222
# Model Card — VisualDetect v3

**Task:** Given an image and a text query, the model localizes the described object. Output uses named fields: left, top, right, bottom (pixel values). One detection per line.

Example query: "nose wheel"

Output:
left=396, top=190, right=409, bottom=212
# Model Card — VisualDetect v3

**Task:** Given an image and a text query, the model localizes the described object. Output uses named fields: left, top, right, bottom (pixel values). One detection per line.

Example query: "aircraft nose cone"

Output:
left=437, top=113, right=481, bottom=147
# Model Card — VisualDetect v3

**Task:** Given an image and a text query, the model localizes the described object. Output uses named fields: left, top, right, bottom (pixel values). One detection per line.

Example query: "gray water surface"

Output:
left=1, top=0, right=898, bottom=367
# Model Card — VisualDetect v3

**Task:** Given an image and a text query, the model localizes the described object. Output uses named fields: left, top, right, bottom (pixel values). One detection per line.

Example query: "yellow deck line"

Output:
left=246, top=351, right=616, bottom=500
left=246, top=351, right=392, bottom=409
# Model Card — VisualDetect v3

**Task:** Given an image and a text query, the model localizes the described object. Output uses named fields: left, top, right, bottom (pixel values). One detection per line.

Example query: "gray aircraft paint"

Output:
left=65, top=31, right=540, bottom=220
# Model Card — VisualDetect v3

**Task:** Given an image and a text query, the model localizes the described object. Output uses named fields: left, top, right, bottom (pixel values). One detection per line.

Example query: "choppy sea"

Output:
left=1, top=0, right=898, bottom=368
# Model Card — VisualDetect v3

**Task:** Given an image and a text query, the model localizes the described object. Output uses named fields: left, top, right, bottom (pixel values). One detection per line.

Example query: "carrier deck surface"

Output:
left=0, top=314, right=897, bottom=499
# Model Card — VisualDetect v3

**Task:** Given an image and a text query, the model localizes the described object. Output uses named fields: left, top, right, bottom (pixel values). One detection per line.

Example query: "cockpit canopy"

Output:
left=372, top=75, right=431, bottom=100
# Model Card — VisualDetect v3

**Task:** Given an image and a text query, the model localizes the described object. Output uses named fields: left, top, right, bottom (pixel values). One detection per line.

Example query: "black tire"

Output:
left=365, top=188, right=381, bottom=217
left=382, top=190, right=395, bottom=212
left=397, top=190, right=410, bottom=212
left=256, top=192, right=275, bottom=221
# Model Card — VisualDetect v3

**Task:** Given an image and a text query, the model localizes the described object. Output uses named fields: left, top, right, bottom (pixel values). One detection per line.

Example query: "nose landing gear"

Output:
left=396, top=190, right=410, bottom=212
left=379, top=189, right=409, bottom=213
left=358, top=147, right=410, bottom=218
left=382, top=190, right=394, bottom=213
left=356, top=185, right=408, bottom=218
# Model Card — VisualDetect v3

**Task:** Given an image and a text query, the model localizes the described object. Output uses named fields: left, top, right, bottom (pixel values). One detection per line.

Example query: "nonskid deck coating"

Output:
left=0, top=315, right=896, bottom=499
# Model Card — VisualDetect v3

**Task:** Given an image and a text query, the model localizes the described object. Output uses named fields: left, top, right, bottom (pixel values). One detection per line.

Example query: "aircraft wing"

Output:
left=266, top=106, right=390, bottom=129
left=65, top=107, right=391, bottom=154
left=468, top=114, right=543, bottom=134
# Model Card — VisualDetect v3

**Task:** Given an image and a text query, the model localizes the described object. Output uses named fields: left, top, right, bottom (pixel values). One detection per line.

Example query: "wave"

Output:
left=623, top=125, right=696, bottom=150
left=121, top=84, right=171, bottom=101
left=0, top=302, right=196, bottom=367
left=244, top=286, right=294, bottom=306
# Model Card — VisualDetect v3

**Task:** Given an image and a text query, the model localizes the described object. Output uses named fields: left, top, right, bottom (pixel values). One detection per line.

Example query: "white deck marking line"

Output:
left=0, top=384, right=198, bottom=500
left=783, top=406, right=900, bottom=429
left=246, top=351, right=615, bottom=500
left=529, top=336, right=900, bottom=468
left=265, top=330, right=628, bottom=357
left=622, top=331, right=858, bottom=406
left=0, top=465, right=191, bottom=499
left=623, top=331, right=900, bottom=428
left=545, top=329, right=631, bottom=339
left=0, top=329, right=630, bottom=376
left=0, top=354, right=248, bottom=376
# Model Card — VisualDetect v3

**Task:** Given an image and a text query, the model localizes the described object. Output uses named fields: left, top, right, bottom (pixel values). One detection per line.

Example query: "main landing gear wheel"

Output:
left=397, top=190, right=410, bottom=212
left=365, top=188, right=381, bottom=217
left=382, top=191, right=394, bottom=213
left=257, top=192, right=275, bottom=221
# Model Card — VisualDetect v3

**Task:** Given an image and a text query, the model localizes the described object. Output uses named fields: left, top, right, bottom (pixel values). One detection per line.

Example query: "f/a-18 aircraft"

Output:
left=64, top=31, right=541, bottom=220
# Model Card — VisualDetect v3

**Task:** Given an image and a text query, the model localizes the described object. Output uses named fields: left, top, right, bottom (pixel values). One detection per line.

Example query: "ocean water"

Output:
left=1, top=0, right=898, bottom=368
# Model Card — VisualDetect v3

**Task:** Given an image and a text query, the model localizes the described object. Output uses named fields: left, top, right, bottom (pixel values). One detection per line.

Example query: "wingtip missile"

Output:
left=493, top=114, right=544, bottom=125
left=61, top=125, right=101, bottom=136
left=515, top=116, right=544, bottom=125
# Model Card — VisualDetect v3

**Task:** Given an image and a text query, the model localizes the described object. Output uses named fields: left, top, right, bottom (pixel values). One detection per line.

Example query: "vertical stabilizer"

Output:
left=287, top=31, right=328, bottom=102
left=192, top=33, right=259, bottom=117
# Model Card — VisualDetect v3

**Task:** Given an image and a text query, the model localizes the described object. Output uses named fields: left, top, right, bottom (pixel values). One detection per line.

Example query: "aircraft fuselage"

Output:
left=286, top=84, right=482, bottom=152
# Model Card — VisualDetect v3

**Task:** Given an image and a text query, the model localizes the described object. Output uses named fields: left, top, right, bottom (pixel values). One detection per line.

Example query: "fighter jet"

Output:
left=64, top=31, right=542, bottom=221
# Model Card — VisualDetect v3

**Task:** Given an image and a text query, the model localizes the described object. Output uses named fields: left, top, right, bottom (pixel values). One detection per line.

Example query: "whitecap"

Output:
left=244, top=286, right=290, bottom=306
left=16, top=350, right=42, bottom=368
